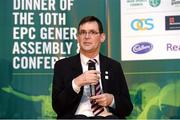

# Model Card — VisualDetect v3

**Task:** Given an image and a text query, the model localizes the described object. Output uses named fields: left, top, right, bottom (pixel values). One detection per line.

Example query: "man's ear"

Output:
left=100, top=33, right=106, bottom=43
left=76, top=35, right=80, bottom=43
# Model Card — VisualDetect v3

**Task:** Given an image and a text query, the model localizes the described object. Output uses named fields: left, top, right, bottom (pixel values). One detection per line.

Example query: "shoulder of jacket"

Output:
left=55, top=54, right=79, bottom=65
left=100, top=54, right=120, bottom=66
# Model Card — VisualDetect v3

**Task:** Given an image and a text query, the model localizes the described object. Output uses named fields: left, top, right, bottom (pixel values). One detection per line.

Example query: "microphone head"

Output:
left=88, top=61, right=96, bottom=70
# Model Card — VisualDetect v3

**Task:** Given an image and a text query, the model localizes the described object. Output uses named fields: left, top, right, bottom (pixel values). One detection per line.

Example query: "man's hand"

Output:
left=74, top=70, right=101, bottom=87
left=90, top=93, right=114, bottom=107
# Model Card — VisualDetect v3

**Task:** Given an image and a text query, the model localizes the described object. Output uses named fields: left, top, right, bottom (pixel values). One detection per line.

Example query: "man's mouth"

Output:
left=83, top=42, right=92, bottom=46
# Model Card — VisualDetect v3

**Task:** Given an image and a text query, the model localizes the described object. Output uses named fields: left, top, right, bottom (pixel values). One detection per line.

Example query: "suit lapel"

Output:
left=99, top=54, right=109, bottom=93
left=71, top=54, right=83, bottom=77
left=71, top=54, right=84, bottom=93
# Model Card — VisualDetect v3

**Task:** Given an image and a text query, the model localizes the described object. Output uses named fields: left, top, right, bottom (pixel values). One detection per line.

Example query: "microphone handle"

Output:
left=88, top=64, right=96, bottom=96
left=90, top=85, right=95, bottom=96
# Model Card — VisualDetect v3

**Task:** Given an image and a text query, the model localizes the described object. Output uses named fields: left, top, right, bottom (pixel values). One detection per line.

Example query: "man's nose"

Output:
left=84, top=32, right=91, bottom=38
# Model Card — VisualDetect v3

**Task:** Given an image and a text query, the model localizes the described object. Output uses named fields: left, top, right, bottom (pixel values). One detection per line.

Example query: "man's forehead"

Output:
left=79, top=21, right=99, bottom=30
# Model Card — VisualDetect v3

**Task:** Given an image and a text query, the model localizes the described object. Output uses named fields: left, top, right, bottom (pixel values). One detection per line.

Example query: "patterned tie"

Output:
left=88, top=59, right=104, bottom=116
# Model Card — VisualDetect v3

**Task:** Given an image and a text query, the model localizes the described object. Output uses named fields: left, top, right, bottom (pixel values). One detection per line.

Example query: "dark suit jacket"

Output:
left=52, top=54, right=133, bottom=119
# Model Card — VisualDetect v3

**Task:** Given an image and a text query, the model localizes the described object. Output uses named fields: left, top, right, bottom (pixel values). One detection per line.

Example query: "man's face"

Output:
left=77, top=21, right=105, bottom=55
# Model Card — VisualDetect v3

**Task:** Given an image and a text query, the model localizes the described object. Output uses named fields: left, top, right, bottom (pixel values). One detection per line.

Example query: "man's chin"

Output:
left=82, top=47, right=93, bottom=51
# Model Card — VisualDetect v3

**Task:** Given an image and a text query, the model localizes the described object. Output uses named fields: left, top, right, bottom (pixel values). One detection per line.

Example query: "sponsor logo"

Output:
left=132, top=42, right=153, bottom=54
left=149, top=0, right=161, bottom=7
left=167, top=43, right=180, bottom=51
left=126, top=0, right=146, bottom=7
left=165, top=15, right=180, bottom=30
left=131, top=18, right=154, bottom=31
left=126, top=0, right=160, bottom=7
left=171, top=0, right=180, bottom=6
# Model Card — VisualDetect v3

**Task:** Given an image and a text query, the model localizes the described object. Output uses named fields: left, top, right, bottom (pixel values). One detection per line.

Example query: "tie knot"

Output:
left=88, top=59, right=97, bottom=70
left=88, top=59, right=97, bottom=64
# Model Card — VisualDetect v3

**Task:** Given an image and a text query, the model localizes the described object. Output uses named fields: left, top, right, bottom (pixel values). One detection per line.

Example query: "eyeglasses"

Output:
left=78, top=30, right=100, bottom=37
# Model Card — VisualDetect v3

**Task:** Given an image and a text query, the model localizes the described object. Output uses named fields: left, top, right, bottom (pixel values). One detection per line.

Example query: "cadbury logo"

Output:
left=132, top=42, right=153, bottom=54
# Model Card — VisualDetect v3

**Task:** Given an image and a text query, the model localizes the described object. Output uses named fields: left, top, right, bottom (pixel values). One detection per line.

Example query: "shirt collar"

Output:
left=80, top=53, right=99, bottom=65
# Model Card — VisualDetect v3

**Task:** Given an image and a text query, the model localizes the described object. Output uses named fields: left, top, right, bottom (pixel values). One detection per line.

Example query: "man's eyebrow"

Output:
left=79, top=29, right=97, bottom=31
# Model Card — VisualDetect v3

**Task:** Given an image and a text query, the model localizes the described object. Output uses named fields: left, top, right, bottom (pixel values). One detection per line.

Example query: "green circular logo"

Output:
left=149, top=0, right=161, bottom=7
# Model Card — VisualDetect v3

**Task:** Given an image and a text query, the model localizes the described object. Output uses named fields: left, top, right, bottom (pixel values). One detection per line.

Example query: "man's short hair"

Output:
left=78, top=16, right=103, bottom=33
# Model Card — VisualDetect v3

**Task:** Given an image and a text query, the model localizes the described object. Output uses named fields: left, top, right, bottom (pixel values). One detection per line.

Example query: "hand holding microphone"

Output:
left=74, top=70, right=100, bottom=87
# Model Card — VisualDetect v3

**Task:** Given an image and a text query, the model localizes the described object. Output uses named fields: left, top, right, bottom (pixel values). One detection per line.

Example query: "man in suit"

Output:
left=52, top=16, right=133, bottom=119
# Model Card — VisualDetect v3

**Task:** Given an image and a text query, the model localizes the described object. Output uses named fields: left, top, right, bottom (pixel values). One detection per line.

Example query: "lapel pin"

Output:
left=105, top=75, right=109, bottom=80
left=105, top=71, right=109, bottom=80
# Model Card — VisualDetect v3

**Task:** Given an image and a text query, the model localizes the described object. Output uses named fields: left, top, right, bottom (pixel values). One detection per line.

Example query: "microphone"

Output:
left=88, top=61, right=96, bottom=96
